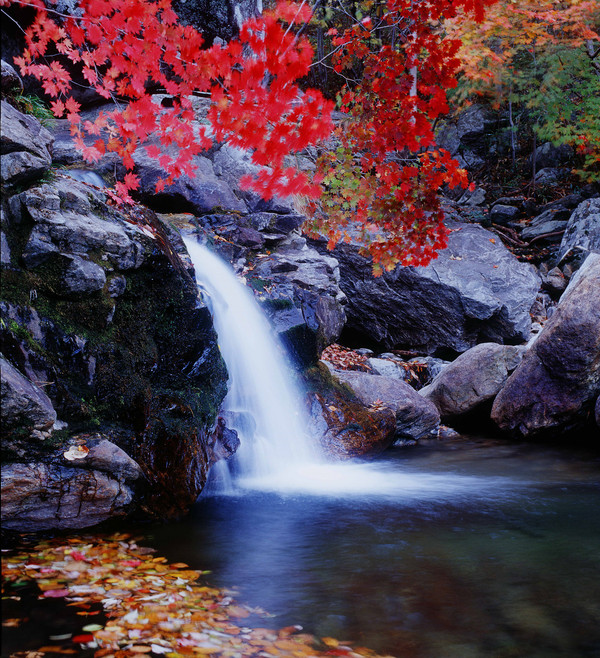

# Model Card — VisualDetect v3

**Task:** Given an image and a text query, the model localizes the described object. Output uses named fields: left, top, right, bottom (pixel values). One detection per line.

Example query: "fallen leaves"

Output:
left=321, top=344, right=371, bottom=372
left=2, top=533, right=394, bottom=658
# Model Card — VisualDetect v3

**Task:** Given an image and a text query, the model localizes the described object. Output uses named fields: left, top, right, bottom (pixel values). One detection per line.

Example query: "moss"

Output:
left=261, top=297, right=294, bottom=311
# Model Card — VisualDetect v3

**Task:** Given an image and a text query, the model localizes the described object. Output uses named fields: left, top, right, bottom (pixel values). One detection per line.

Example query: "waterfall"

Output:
left=183, top=237, right=318, bottom=488
left=184, top=236, right=519, bottom=499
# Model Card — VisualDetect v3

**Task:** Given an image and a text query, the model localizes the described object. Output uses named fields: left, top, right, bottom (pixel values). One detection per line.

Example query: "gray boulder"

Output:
left=1, top=355, right=57, bottom=435
left=557, top=197, right=600, bottom=264
left=318, top=222, right=540, bottom=355
left=530, top=142, right=573, bottom=170
left=522, top=207, right=572, bottom=242
left=63, top=255, right=107, bottom=295
left=328, top=367, right=440, bottom=441
left=1, top=100, right=53, bottom=187
left=491, top=253, right=600, bottom=439
left=73, top=437, right=143, bottom=482
left=1, top=462, right=134, bottom=531
left=534, top=167, right=568, bottom=186
left=1, top=60, right=23, bottom=93
left=490, top=204, right=519, bottom=226
left=420, top=343, right=525, bottom=418
left=437, top=105, right=497, bottom=171
left=251, top=235, right=347, bottom=365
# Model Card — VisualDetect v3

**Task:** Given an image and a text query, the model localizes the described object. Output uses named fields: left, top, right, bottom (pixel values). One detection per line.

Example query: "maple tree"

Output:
left=445, top=0, right=600, bottom=181
left=3, top=0, right=497, bottom=271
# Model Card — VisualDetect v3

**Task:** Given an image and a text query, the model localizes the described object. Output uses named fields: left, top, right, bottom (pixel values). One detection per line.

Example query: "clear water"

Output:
left=141, top=438, right=600, bottom=658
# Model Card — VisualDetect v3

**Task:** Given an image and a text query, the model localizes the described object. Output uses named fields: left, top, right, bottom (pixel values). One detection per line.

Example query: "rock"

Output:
left=62, top=255, right=107, bottom=295
left=1, top=100, right=53, bottom=187
left=490, top=204, right=519, bottom=225
left=171, top=0, right=261, bottom=44
left=522, top=207, right=572, bottom=241
left=1, top=462, right=134, bottom=531
left=328, top=368, right=440, bottom=441
left=530, top=142, right=573, bottom=170
left=437, top=105, right=497, bottom=171
left=491, top=253, right=600, bottom=439
left=366, top=357, right=408, bottom=381
left=596, top=396, right=600, bottom=428
left=75, top=437, right=143, bottom=482
left=534, top=167, right=569, bottom=186
left=1, top=230, right=11, bottom=265
left=540, top=266, right=567, bottom=296
left=135, top=148, right=247, bottom=215
left=1, top=59, right=23, bottom=93
left=14, top=179, right=146, bottom=270
left=316, top=222, right=540, bottom=355
left=420, top=343, right=525, bottom=418
left=458, top=186, right=486, bottom=206
left=557, top=197, right=600, bottom=265
left=251, top=235, right=347, bottom=364
left=1, top=355, right=57, bottom=434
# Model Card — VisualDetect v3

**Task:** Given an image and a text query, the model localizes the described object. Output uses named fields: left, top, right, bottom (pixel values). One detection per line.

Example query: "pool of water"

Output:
left=141, top=437, right=600, bottom=658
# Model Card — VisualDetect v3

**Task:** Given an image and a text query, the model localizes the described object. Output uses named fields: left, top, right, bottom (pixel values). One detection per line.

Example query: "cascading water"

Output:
left=183, top=237, right=318, bottom=487
left=184, top=236, right=520, bottom=500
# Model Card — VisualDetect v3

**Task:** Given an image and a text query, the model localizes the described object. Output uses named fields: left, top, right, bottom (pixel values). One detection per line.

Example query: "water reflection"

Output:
left=142, top=439, right=600, bottom=657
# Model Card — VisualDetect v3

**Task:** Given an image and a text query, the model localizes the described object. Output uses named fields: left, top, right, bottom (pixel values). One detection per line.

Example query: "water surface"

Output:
left=142, top=437, right=600, bottom=658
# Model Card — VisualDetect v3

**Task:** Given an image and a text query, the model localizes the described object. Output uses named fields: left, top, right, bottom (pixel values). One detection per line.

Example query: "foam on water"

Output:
left=185, top=236, right=518, bottom=500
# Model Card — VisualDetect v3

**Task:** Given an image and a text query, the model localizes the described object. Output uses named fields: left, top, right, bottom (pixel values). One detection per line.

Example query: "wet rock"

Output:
left=492, top=253, right=600, bottom=439
left=1, top=355, right=57, bottom=435
left=534, top=167, right=569, bottom=186
left=316, top=222, right=540, bottom=355
left=1, top=100, right=53, bottom=187
left=1, top=230, right=10, bottom=265
left=1, top=462, right=134, bottom=531
left=327, top=367, right=440, bottom=441
left=420, top=343, right=526, bottom=418
left=306, top=371, right=397, bottom=459
left=557, top=197, right=600, bottom=265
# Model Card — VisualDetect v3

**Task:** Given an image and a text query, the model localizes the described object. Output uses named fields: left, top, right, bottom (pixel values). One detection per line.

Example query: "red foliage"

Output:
left=4, top=0, right=497, bottom=271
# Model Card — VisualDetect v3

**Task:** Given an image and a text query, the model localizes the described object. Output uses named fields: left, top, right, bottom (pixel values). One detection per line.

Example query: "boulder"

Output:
left=534, top=167, right=568, bottom=186
left=491, top=253, right=600, bottom=439
left=251, top=234, right=347, bottom=365
left=1, top=462, right=134, bottom=531
left=74, top=437, right=143, bottom=482
left=316, top=222, right=540, bottom=355
left=522, top=207, right=572, bottom=242
left=0, top=100, right=53, bottom=187
left=420, top=343, right=525, bottom=418
left=1, top=59, right=23, bottom=93
left=328, top=367, right=440, bottom=441
left=308, top=391, right=397, bottom=459
left=596, top=396, right=600, bottom=428
left=490, top=204, right=519, bottom=226
left=171, top=0, right=261, bottom=44
left=1, top=354, right=57, bottom=436
left=557, top=197, right=600, bottom=265
left=62, top=254, right=107, bottom=295
left=135, top=148, right=247, bottom=215
left=530, top=142, right=573, bottom=170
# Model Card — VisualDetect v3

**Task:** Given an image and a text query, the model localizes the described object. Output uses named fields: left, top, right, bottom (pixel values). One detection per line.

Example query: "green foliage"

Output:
left=13, top=94, right=55, bottom=128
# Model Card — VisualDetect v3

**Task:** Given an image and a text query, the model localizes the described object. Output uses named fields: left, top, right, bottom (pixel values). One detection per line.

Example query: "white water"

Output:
left=184, top=236, right=520, bottom=500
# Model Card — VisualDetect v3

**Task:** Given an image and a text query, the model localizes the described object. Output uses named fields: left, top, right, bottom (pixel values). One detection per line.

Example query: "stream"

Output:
left=140, top=436, right=600, bottom=658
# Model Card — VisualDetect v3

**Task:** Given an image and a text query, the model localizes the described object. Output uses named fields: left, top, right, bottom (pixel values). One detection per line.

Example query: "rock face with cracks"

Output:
left=492, top=253, right=600, bottom=439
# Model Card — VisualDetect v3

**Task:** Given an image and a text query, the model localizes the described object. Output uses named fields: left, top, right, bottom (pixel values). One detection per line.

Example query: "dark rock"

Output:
left=490, top=204, right=519, bottom=225
left=1, top=230, right=11, bottom=265
left=530, top=142, right=573, bottom=170
left=457, top=186, right=486, bottom=206
left=534, top=167, right=569, bottom=186
left=522, top=207, right=572, bottom=241
left=491, top=253, right=600, bottom=439
left=1, top=354, right=57, bottom=435
left=557, top=197, right=600, bottom=265
left=317, top=222, right=540, bottom=355
left=420, top=343, right=525, bottom=418
left=65, top=436, right=143, bottom=482
left=327, top=367, right=440, bottom=441
left=596, top=396, right=600, bottom=428
left=1, top=59, right=23, bottom=93
left=62, top=255, right=107, bottom=295
left=1, top=462, right=134, bottom=531
left=135, top=148, right=247, bottom=215
left=540, top=266, right=567, bottom=296
left=1, top=100, right=53, bottom=187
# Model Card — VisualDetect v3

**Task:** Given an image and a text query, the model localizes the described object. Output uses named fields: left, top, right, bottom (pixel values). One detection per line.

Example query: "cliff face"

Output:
left=1, top=101, right=229, bottom=531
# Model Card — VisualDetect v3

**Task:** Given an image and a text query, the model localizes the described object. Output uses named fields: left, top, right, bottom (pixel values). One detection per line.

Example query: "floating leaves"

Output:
left=2, top=533, right=393, bottom=658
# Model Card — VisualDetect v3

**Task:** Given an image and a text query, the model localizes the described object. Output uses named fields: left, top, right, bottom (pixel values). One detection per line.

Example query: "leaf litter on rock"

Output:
left=2, top=533, right=394, bottom=658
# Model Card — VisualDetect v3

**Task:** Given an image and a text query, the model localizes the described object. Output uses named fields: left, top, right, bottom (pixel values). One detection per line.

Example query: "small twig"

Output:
left=527, top=230, right=565, bottom=245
